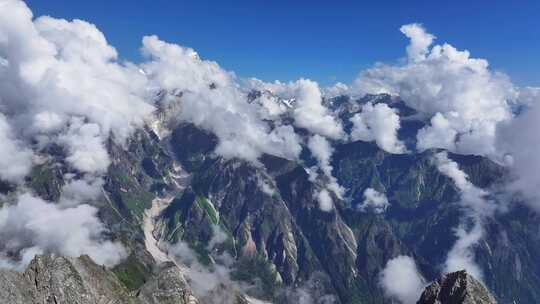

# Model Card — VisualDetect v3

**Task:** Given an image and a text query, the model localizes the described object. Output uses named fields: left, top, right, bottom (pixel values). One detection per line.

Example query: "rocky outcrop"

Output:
left=0, top=254, right=137, bottom=304
left=0, top=254, right=199, bottom=304
left=0, top=268, right=35, bottom=303
left=417, top=270, right=497, bottom=304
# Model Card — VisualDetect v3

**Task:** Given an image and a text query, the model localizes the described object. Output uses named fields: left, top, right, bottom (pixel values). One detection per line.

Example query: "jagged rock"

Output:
left=0, top=254, right=202, bottom=304
left=417, top=270, right=497, bottom=304
left=0, top=268, right=37, bottom=303
left=0, top=254, right=137, bottom=304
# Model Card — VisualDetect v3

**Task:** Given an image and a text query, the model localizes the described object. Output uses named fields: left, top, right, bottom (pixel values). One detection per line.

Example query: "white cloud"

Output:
left=400, top=23, right=435, bottom=62
left=352, top=23, right=516, bottom=156
left=0, top=114, right=33, bottom=183
left=307, top=135, right=334, bottom=179
left=256, top=91, right=290, bottom=119
left=307, top=135, right=345, bottom=199
left=257, top=178, right=275, bottom=196
left=350, top=102, right=407, bottom=153
left=516, top=86, right=540, bottom=106
left=141, top=36, right=302, bottom=163
left=59, top=175, right=103, bottom=207
left=379, top=255, right=425, bottom=304
left=434, top=152, right=496, bottom=217
left=358, top=188, right=389, bottom=214
left=317, top=189, right=334, bottom=212
left=0, top=192, right=126, bottom=270
left=0, top=1, right=147, bottom=270
left=322, top=82, right=349, bottom=98
left=0, top=0, right=154, bottom=175
left=443, top=222, right=484, bottom=280
left=416, top=112, right=458, bottom=151
left=245, top=78, right=344, bottom=140
left=59, top=118, right=110, bottom=174
left=433, top=152, right=497, bottom=281
left=141, top=35, right=230, bottom=93
left=31, top=111, right=64, bottom=133
left=497, top=89, right=540, bottom=211
left=292, top=79, right=344, bottom=140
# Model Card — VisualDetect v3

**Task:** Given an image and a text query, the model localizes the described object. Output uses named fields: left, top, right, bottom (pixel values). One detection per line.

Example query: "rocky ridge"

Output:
left=0, top=254, right=197, bottom=304
left=417, top=270, right=497, bottom=304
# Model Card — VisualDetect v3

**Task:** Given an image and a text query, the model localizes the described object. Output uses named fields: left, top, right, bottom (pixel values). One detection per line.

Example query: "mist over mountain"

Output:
left=0, top=0, right=539, bottom=303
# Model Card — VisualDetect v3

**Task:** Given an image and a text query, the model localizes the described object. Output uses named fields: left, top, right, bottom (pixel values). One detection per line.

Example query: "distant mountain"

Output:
left=1, top=93, right=538, bottom=304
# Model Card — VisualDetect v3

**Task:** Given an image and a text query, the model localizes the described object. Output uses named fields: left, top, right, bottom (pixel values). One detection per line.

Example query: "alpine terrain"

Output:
left=0, top=1, right=539, bottom=304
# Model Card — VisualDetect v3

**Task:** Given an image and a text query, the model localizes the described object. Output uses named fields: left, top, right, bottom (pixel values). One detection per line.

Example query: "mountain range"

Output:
left=1, top=92, right=536, bottom=303
left=1, top=1, right=539, bottom=303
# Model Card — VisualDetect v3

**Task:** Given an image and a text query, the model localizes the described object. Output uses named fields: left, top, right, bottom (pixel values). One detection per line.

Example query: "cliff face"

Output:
left=417, top=270, right=497, bottom=304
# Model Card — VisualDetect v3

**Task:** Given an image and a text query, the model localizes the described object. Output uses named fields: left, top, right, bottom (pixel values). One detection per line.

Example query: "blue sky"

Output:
left=26, top=0, right=539, bottom=86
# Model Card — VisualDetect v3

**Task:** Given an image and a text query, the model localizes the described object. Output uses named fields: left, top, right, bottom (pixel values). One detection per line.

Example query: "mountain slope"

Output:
left=1, top=94, right=539, bottom=303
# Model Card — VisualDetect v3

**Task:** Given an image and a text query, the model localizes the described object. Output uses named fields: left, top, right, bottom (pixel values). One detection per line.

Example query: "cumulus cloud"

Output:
left=1, top=0, right=307, bottom=171
left=0, top=0, right=306, bottom=273
left=433, top=152, right=497, bottom=280
left=358, top=188, right=389, bottom=214
left=0, top=0, right=154, bottom=175
left=257, top=178, right=275, bottom=196
left=0, top=114, right=33, bottom=182
left=291, top=79, right=344, bottom=139
left=141, top=36, right=302, bottom=163
left=353, top=23, right=515, bottom=156
left=59, top=118, right=110, bottom=174
left=443, top=222, right=484, bottom=280
left=516, top=87, right=540, bottom=107
left=308, top=135, right=335, bottom=177
left=0, top=193, right=126, bottom=270
left=400, top=23, right=435, bottom=62
left=350, top=102, right=407, bottom=153
left=434, top=152, right=496, bottom=218
left=59, top=175, right=103, bottom=207
left=416, top=112, right=458, bottom=151
left=316, top=189, right=334, bottom=212
left=497, top=89, right=540, bottom=211
left=245, top=78, right=344, bottom=140
left=322, top=82, right=349, bottom=98
left=255, top=91, right=290, bottom=120
left=307, top=135, right=344, bottom=199
left=379, top=255, right=425, bottom=304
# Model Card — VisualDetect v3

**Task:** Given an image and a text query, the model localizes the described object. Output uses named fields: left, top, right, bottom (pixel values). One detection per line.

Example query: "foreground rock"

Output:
left=0, top=254, right=197, bottom=304
left=417, top=270, right=497, bottom=304
left=0, top=254, right=137, bottom=304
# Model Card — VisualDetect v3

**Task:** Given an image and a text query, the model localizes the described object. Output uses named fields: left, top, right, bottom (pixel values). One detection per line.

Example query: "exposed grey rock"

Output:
left=0, top=254, right=205, bottom=304
left=0, top=254, right=138, bottom=304
left=0, top=268, right=37, bottom=303
left=417, top=270, right=497, bottom=304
